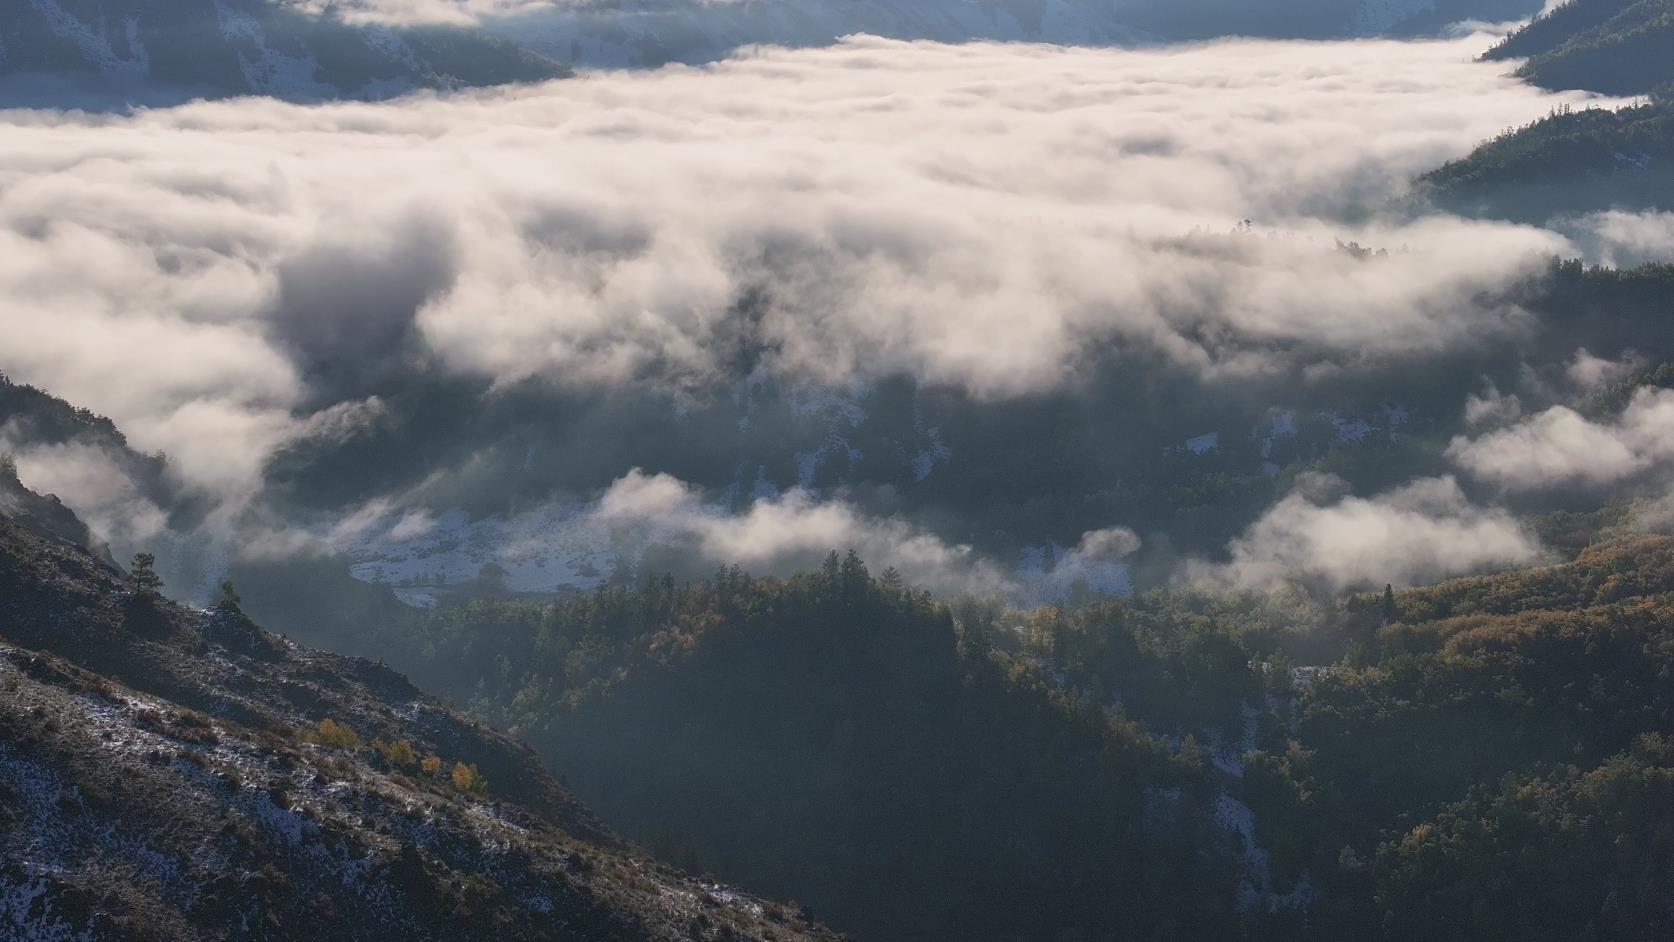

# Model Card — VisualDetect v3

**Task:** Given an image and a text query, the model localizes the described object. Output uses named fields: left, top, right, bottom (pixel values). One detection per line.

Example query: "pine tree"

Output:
left=216, top=579, right=242, bottom=613
left=840, top=549, right=869, bottom=600
left=1382, top=583, right=1399, bottom=624
left=131, top=553, right=163, bottom=598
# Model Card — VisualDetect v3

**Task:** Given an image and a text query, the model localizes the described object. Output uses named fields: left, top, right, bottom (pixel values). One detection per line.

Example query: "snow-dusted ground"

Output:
left=1331, top=416, right=1374, bottom=442
left=343, top=502, right=618, bottom=601
left=1176, top=402, right=1409, bottom=464
left=1015, top=543, right=1133, bottom=602
left=787, top=386, right=869, bottom=492
left=1256, top=412, right=1297, bottom=459
left=1185, top=431, right=1221, bottom=456
left=0, top=871, right=92, bottom=942
left=911, top=423, right=953, bottom=481
left=209, top=0, right=333, bottom=97
left=1207, top=703, right=1319, bottom=915
left=1208, top=704, right=1262, bottom=779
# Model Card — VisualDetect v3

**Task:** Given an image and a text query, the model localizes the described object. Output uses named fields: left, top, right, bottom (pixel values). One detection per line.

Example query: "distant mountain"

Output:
left=0, top=0, right=1546, bottom=103
left=482, top=0, right=1141, bottom=69
left=1484, top=0, right=1674, bottom=95
left=480, top=0, right=1542, bottom=68
left=0, top=0, right=567, bottom=105
left=1416, top=0, right=1674, bottom=220
left=1419, top=100, right=1674, bottom=219
left=0, top=490, right=839, bottom=942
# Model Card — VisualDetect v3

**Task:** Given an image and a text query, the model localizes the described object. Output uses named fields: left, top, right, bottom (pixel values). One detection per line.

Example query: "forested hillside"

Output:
left=1484, top=0, right=1674, bottom=94
left=1420, top=102, right=1674, bottom=218
left=287, top=526, right=1668, bottom=939
left=1419, top=0, right=1674, bottom=220
left=1248, top=537, right=1674, bottom=937
left=0, top=491, right=838, bottom=942
left=343, top=557, right=1245, bottom=941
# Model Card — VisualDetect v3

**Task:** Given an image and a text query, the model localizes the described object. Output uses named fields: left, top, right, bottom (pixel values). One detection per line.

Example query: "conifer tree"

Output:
left=131, top=553, right=163, bottom=599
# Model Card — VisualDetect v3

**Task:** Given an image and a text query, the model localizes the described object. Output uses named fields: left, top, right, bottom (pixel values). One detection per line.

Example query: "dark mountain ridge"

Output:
left=1484, top=0, right=1674, bottom=95
left=0, top=0, right=567, bottom=106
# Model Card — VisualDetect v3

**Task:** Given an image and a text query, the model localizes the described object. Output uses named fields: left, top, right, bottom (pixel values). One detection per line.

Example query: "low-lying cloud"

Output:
left=1560, top=211, right=1674, bottom=269
left=597, top=468, right=1016, bottom=594
left=0, top=34, right=1615, bottom=510
left=305, top=466, right=1144, bottom=600
left=1, top=439, right=170, bottom=547
left=1448, top=387, right=1674, bottom=491
left=1195, top=473, right=1542, bottom=590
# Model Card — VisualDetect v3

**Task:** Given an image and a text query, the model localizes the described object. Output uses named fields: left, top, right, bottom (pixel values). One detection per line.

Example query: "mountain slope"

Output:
left=344, top=560, right=1249, bottom=942
left=0, top=372, right=195, bottom=546
left=1484, top=0, right=1674, bottom=95
left=309, top=527, right=1674, bottom=940
left=1418, top=100, right=1674, bottom=219
left=0, top=0, right=567, bottom=104
left=0, top=495, right=840, bottom=942
left=480, top=0, right=1539, bottom=68
left=1275, top=537, right=1674, bottom=939
left=1415, top=0, right=1674, bottom=220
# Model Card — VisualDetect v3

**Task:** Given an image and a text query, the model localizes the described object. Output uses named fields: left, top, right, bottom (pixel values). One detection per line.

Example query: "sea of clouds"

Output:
left=0, top=31, right=1661, bottom=595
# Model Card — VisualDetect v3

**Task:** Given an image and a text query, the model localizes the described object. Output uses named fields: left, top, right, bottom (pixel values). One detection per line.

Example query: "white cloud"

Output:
left=1194, top=473, right=1542, bottom=590
left=3, top=441, right=169, bottom=547
left=1448, top=387, right=1674, bottom=491
left=1464, top=383, right=1522, bottom=427
left=597, top=468, right=1014, bottom=594
left=0, top=34, right=1616, bottom=525
left=1560, top=211, right=1674, bottom=268
left=1068, top=526, right=1142, bottom=563
left=1566, top=347, right=1641, bottom=390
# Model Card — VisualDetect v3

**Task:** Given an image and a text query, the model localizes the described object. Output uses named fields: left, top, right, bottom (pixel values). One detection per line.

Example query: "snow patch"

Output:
left=699, top=882, right=766, bottom=919
left=790, top=386, right=867, bottom=427
left=1330, top=416, right=1373, bottom=442
left=344, top=502, right=617, bottom=600
left=911, top=424, right=952, bottom=482
left=0, top=872, right=93, bottom=942
left=1185, top=431, right=1220, bottom=455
